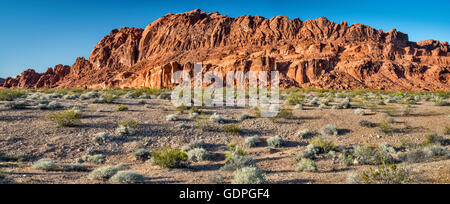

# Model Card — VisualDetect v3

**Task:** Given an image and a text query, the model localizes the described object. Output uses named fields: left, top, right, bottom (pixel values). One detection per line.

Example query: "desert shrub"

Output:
left=210, top=113, right=224, bottom=123
left=62, top=163, right=88, bottom=172
left=92, top=132, right=110, bottom=145
left=222, top=153, right=254, bottom=171
left=88, top=166, right=118, bottom=180
left=115, top=105, right=129, bottom=112
left=87, top=154, right=106, bottom=164
left=297, top=129, right=311, bottom=139
left=360, top=163, right=409, bottom=184
left=299, top=144, right=320, bottom=160
left=47, top=101, right=62, bottom=110
left=150, top=147, right=189, bottom=168
left=318, top=104, right=327, bottom=109
left=110, top=171, right=144, bottom=184
left=358, top=120, right=377, bottom=128
left=232, top=167, right=266, bottom=184
left=421, top=134, right=444, bottom=146
left=187, top=148, right=209, bottom=162
left=116, top=119, right=139, bottom=136
left=0, top=153, right=29, bottom=162
left=46, top=110, right=82, bottom=127
left=181, top=140, right=206, bottom=152
left=166, top=114, right=178, bottom=121
left=195, top=114, right=213, bottom=131
left=402, top=104, right=413, bottom=116
left=32, top=158, right=58, bottom=171
left=132, top=149, right=150, bottom=162
left=0, top=89, right=27, bottom=101
left=352, top=144, right=379, bottom=165
left=80, top=91, right=99, bottom=100
left=444, top=125, right=450, bottom=135
left=310, top=137, right=336, bottom=154
left=339, top=153, right=355, bottom=167
left=176, top=105, right=188, bottom=112
left=4, top=101, right=28, bottom=109
left=287, top=93, right=304, bottom=105
left=224, top=124, right=241, bottom=136
left=245, top=135, right=263, bottom=148
left=335, top=98, right=351, bottom=109
left=267, top=135, right=283, bottom=147
left=378, top=116, right=394, bottom=134
left=208, top=173, right=225, bottom=184
left=321, top=124, right=338, bottom=136
left=115, top=163, right=131, bottom=171
left=346, top=172, right=363, bottom=184
left=354, top=108, right=366, bottom=116
left=272, top=108, right=293, bottom=120
left=295, top=158, right=317, bottom=172
left=63, top=94, right=78, bottom=100
left=435, top=99, right=449, bottom=106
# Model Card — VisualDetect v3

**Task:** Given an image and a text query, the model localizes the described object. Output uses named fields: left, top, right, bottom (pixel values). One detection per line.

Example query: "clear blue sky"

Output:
left=1, top=0, right=449, bottom=78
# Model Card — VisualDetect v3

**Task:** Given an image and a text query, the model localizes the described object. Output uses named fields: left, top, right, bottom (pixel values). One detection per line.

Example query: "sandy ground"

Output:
left=0, top=95, right=449, bottom=184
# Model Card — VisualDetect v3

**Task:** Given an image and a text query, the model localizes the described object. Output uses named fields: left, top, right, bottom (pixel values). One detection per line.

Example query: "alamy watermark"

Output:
left=171, top=63, right=280, bottom=117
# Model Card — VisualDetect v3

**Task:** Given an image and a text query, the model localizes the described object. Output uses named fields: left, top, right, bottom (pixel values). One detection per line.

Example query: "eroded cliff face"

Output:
left=3, top=9, right=450, bottom=91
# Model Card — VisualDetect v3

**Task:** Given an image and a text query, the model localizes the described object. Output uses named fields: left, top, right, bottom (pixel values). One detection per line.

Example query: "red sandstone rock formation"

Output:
left=3, top=9, right=450, bottom=91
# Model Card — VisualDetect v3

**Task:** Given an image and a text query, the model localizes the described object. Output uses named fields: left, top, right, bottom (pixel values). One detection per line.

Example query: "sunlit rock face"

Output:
left=3, top=9, right=450, bottom=91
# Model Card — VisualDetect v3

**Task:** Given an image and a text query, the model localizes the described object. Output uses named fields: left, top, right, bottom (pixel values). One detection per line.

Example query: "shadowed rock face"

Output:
left=3, top=9, right=450, bottom=91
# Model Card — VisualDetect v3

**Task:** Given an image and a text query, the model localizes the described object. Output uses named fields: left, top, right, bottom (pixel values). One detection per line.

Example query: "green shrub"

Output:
left=271, top=108, right=293, bottom=120
left=110, top=171, right=144, bottom=184
left=46, top=110, right=82, bottom=127
left=358, top=120, right=377, bottom=128
left=4, top=101, right=28, bottom=109
left=115, top=105, right=129, bottom=112
left=89, top=166, right=118, bottom=180
left=32, top=158, right=59, bottom=171
left=0, top=89, right=27, bottom=101
left=310, top=137, right=336, bottom=154
left=224, top=123, right=241, bottom=136
left=360, top=163, right=409, bottom=184
left=150, top=147, right=189, bottom=168
left=232, top=167, right=266, bottom=184
left=0, top=153, right=29, bottom=162
left=116, top=119, right=139, bottom=136
left=295, top=158, right=317, bottom=172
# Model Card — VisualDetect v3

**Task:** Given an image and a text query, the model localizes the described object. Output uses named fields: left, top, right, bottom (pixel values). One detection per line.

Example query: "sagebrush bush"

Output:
left=62, top=163, right=88, bottom=172
left=295, top=158, right=317, bottom=172
left=132, top=149, right=150, bottom=162
left=32, top=158, right=58, bottom=171
left=267, top=135, right=283, bottom=147
left=87, top=154, right=106, bottom=164
left=222, top=154, right=254, bottom=171
left=297, top=129, right=311, bottom=139
left=181, top=139, right=206, bottom=152
left=150, top=147, right=189, bottom=168
left=116, top=119, right=139, bottom=136
left=46, top=110, right=82, bottom=127
left=92, top=132, right=110, bottom=145
left=110, top=171, right=145, bottom=184
left=4, top=101, right=28, bottom=109
left=232, top=167, right=267, bottom=184
left=187, top=148, right=209, bottom=162
left=89, top=166, right=118, bottom=180
left=245, top=135, right=263, bottom=148
left=358, top=120, right=377, bottom=128
left=321, top=124, right=338, bottom=136
left=310, top=137, right=336, bottom=154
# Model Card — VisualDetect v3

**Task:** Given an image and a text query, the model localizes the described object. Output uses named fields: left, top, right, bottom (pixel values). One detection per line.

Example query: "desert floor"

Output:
left=0, top=91, right=449, bottom=184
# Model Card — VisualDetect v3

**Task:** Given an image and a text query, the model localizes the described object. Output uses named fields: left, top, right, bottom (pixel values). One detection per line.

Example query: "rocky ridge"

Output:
left=2, top=9, right=449, bottom=91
